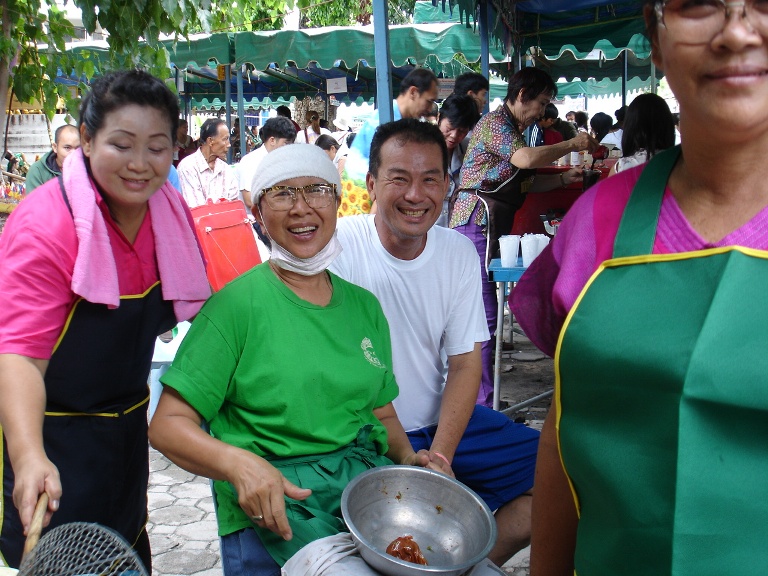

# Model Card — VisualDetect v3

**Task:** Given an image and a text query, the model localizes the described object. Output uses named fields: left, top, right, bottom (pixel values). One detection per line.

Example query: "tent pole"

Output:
left=237, top=66, right=246, bottom=161
left=479, top=0, right=492, bottom=113
left=373, top=0, right=394, bottom=124
left=651, top=62, right=657, bottom=93
left=622, top=50, right=628, bottom=108
left=479, top=1, right=490, bottom=76
left=225, top=64, right=232, bottom=163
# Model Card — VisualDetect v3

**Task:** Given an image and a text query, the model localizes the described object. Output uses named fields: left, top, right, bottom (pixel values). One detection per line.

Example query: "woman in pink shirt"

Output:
left=0, top=70, right=208, bottom=570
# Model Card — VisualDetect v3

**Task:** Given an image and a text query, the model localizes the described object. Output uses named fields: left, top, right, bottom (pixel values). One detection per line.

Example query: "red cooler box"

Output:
left=191, top=199, right=261, bottom=291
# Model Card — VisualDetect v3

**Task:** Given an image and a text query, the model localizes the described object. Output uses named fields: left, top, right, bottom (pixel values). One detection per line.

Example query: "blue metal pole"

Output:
left=479, top=0, right=491, bottom=114
left=237, top=66, right=246, bottom=160
left=225, top=64, right=232, bottom=163
left=373, top=0, right=393, bottom=125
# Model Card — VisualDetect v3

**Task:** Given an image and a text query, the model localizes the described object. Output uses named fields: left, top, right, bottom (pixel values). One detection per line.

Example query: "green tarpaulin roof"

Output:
left=232, top=22, right=505, bottom=70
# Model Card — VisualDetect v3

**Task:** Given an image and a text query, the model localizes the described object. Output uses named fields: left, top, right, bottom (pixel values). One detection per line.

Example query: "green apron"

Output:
left=556, top=146, right=768, bottom=575
left=222, top=425, right=392, bottom=566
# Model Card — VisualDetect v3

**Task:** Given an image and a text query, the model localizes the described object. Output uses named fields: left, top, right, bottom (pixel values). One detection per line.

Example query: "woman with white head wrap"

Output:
left=149, top=144, right=440, bottom=575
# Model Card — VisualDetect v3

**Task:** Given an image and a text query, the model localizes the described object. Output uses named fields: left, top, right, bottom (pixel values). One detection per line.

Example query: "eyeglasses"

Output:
left=655, top=0, right=768, bottom=40
left=261, top=183, right=337, bottom=211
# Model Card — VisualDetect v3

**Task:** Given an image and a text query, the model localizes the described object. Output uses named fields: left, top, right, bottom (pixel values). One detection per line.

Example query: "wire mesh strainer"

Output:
left=19, top=516, right=147, bottom=576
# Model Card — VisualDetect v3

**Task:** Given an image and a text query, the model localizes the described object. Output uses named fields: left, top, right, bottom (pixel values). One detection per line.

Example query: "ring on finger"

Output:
left=251, top=515, right=264, bottom=522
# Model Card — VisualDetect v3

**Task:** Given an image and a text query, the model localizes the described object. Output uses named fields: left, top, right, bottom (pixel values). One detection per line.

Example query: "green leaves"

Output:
left=0, top=0, right=419, bottom=144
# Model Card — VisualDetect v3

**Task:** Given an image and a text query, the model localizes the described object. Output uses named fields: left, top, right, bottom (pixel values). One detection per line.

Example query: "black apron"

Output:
left=0, top=180, right=176, bottom=569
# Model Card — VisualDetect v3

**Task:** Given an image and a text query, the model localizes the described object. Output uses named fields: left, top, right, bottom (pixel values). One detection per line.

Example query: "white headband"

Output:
left=250, top=143, right=342, bottom=207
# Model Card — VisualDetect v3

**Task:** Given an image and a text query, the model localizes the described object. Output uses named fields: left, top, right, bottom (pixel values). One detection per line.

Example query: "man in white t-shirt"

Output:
left=237, top=117, right=297, bottom=210
left=330, top=119, right=539, bottom=568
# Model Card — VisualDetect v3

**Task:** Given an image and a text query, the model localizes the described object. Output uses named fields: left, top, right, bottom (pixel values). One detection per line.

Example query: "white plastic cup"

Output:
left=536, top=234, right=550, bottom=257
left=570, top=151, right=581, bottom=166
left=521, top=235, right=540, bottom=267
left=499, top=235, right=521, bottom=268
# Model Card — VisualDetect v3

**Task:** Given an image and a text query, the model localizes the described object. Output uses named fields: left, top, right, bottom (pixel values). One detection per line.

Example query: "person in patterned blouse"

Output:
left=448, top=67, right=597, bottom=408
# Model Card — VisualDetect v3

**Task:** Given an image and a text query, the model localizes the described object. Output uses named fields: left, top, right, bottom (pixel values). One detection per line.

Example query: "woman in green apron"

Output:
left=510, top=2, right=768, bottom=574
left=148, top=144, right=442, bottom=575
left=0, top=71, right=209, bottom=570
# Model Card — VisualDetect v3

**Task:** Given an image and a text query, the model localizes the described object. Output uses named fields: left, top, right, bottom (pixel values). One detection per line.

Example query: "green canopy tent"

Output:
left=430, top=0, right=660, bottom=101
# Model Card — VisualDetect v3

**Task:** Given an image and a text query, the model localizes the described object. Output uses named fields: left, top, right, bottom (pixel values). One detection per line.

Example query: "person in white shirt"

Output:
left=237, top=117, right=296, bottom=210
left=295, top=110, right=331, bottom=144
left=177, top=118, right=239, bottom=208
left=600, top=105, right=627, bottom=151
left=330, top=119, right=539, bottom=568
left=609, top=93, right=676, bottom=176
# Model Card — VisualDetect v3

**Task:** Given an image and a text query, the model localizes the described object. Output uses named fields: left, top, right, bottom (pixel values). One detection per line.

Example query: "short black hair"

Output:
left=590, top=112, right=613, bottom=142
left=615, top=106, right=628, bottom=123
left=398, top=68, right=438, bottom=96
left=505, top=67, right=557, bottom=103
left=622, top=93, right=675, bottom=159
left=369, top=118, right=448, bottom=177
left=543, top=103, right=559, bottom=120
left=80, top=69, right=179, bottom=142
left=260, top=116, right=298, bottom=143
left=276, top=105, right=292, bottom=119
left=438, top=94, right=480, bottom=131
left=200, top=118, right=226, bottom=141
left=453, top=72, right=489, bottom=95
left=54, top=124, right=78, bottom=143
left=573, top=111, right=589, bottom=130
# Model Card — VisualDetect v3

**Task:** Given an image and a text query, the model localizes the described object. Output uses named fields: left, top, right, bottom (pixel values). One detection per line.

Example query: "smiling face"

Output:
left=367, top=138, right=448, bottom=260
left=255, top=176, right=338, bottom=260
left=648, top=2, right=768, bottom=138
left=402, top=82, right=439, bottom=119
left=81, top=104, right=173, bottom=215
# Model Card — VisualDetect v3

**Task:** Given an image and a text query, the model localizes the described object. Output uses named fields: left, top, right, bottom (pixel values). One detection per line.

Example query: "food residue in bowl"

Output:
left=386, top=535, right=428, bottom=565
left=435, top=504, right=443, bottom=514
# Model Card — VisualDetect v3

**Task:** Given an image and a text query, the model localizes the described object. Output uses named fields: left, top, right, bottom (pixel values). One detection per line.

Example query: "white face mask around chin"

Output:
left=268, top=232, right=343, bottom=276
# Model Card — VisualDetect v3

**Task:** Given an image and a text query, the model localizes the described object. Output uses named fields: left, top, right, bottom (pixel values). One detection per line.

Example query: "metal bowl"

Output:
left=341, top=466, right=497, bottom=576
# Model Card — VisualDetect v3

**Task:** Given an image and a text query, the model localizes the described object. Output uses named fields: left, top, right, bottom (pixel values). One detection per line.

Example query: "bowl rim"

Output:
left=340, top=465, right=497, bottom=573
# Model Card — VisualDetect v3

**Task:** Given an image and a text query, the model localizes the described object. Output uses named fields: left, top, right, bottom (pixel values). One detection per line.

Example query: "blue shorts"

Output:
left=407, top=405, right=539, bottom=511
left=221, top=528, right=281, bottom=576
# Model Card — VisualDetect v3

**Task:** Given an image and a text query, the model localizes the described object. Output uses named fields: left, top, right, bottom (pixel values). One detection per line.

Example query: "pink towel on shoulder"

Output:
left=63, top=148, right=210, bottom=321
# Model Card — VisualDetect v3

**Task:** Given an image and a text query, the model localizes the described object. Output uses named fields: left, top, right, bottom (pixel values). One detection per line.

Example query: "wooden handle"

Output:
left=22, top=493, right=49, bottom=558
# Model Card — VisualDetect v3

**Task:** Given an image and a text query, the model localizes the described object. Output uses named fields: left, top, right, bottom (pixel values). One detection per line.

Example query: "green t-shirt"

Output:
left=161, top=263, right=398, bottom=535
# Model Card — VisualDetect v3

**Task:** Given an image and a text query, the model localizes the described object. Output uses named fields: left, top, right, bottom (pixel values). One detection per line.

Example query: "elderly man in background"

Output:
left=435, top=94, right=480, bottom=227
left=177, top=118, right=239, bottom=208
left=25, top=124, right=80, bottom=193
